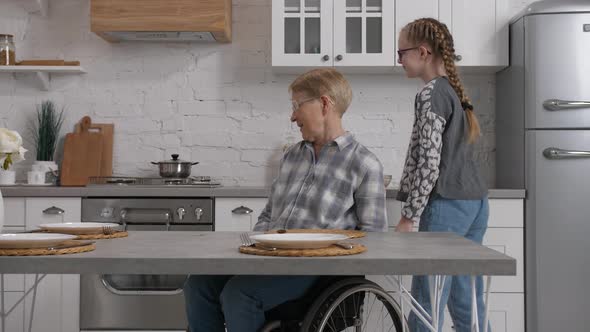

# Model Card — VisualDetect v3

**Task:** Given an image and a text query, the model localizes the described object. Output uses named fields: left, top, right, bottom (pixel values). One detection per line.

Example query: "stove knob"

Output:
left=177, top=207, right=186, bottom=221
left=195, top=207, right=204, bottom=221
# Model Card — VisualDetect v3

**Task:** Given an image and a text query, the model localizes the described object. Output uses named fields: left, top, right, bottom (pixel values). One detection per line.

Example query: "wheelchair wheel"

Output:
left=301, top=281, right=405, bottom=332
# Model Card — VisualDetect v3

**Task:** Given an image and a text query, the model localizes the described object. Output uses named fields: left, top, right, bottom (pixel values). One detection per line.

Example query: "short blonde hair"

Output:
left=289, top=68, right=353, bottom=116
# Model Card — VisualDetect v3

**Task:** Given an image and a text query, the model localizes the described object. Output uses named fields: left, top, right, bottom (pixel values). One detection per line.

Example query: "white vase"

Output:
left=0, top=170, right=15, bottom=185
left=33, top=161, right=59, bottom=184
left=32, top=160, right=58, bottom=173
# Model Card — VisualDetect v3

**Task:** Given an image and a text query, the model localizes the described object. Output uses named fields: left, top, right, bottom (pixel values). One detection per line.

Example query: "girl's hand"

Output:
left=395, top=217, right=415, bottom=232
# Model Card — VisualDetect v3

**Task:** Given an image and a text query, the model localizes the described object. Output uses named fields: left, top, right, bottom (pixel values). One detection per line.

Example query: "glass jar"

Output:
left=0, top=34, right=16, bottom=66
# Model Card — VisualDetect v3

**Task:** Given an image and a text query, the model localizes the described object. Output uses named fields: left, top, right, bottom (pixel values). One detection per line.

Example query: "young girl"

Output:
left=395, top=18, right=490, bottom=332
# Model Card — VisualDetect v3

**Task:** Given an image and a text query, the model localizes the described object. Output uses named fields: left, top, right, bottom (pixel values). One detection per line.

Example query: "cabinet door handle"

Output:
left=232, top=206, right=253, bottom=215
left=543, top=99, right=590, bottom=111
left=43, top=206, right=65, bottom=215
left=335, top=54, right=343, bottom=61
left=322, top=55, right=330, bottom=61
left=454, top=54, right=462, bottom=62
left=543, top=147, right=590, bottom=160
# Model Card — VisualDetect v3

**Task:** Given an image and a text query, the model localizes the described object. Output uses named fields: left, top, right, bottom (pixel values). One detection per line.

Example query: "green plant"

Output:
left=29, top=101, right=64, bottom=161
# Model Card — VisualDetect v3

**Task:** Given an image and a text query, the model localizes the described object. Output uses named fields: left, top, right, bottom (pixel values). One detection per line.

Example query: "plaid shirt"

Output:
left=254, top=132, right=387, bottom=232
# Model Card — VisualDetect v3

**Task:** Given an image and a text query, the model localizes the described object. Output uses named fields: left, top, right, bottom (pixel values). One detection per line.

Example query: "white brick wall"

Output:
left=0, top=0, right=540, bottom=186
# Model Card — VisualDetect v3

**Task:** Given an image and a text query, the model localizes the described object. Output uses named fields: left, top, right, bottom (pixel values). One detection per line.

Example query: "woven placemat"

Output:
left=0, top=241, right=95, bottom=256
left=75, top=231, right=128, bottom=240
left=266, top=228, right=366, bottom=239
left=239, top=244, right=366, bottom=257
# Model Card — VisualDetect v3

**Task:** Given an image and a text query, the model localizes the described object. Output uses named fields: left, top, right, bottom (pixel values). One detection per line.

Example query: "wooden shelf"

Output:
left=0, top=66, right=86, bottom=90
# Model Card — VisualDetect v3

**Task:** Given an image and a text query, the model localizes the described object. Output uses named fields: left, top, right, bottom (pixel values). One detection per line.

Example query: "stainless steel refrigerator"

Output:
left=496, top=1, right=590, bottom=331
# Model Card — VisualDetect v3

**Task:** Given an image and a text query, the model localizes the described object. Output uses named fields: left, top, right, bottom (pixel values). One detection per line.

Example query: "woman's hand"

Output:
left=395, top=217, right=415, bottom=232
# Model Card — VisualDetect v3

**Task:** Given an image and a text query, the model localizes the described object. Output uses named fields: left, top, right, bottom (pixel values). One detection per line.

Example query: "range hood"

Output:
left=91, top=0, right=232, bottom=42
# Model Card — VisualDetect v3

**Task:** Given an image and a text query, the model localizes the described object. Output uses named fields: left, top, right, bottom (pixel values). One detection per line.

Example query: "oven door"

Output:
left=80, top=223, right=212, bottom=330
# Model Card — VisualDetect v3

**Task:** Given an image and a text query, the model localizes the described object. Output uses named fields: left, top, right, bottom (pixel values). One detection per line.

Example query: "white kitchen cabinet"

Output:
left=23, top=197, right=80, bottom=332
left=1, top=198, right=26, bottom=332
left=215, top=198, right=269, bottom=232
left=272, top=0, right=333, bottom=67
left=332, top=0, right=394, bottom=66
left=488, top=199, right=523, bottom=228
left=272, top=0, right=395, bottom=68
left=1, top=197, right=81, bottom=332
left=441, top=293, right=525, bottom=332
left=483, top=228, right=523, bottom=293
left=443, top=0, right=510, bottom=67
left=387, top=198, right=523, bottom=228
left=23, top=274, right=79, bottom=332
left=395, top=0, right=509, bottom=68
left=395, top=0, right=440, bottom=47
left=3, top=198, right=26, bottom=227
left=0, top=291, right=25, bottom=332
left=25, top=197, right=82, bottom=229
left=383, top=197, right=524, bottom=331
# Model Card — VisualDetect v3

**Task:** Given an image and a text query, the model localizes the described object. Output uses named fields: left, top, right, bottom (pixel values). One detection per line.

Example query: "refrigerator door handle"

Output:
left=543, top=147, right=590, bottom=160
left=543, top=99, right=590, bottom=111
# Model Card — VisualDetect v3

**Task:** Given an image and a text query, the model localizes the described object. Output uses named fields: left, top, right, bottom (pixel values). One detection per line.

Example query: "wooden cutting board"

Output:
left=75, top=119, right=113, bottom=177
left=60, top=117, right=103, bottom=186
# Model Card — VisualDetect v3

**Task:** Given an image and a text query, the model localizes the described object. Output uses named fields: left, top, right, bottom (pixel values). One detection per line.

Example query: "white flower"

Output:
left=0, top=128, right=27, bottom=170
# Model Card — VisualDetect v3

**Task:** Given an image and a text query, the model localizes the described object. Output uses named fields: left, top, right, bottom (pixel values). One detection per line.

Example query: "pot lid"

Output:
left=157, top=154, right=190, bottom=164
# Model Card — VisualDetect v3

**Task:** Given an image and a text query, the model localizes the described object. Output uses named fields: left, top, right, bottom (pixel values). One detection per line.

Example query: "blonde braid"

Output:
left=405, top=18, right=481, bottom=143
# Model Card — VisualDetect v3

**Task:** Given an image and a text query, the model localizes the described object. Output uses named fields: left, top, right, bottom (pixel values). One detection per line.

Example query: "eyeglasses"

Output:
left=397, top=46, right=432, bottom=62
left=291, top=97, right=317, bottom=112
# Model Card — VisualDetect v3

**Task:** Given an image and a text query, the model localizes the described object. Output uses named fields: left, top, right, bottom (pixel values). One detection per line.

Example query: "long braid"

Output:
left=403, top=18, right=481, bottom=143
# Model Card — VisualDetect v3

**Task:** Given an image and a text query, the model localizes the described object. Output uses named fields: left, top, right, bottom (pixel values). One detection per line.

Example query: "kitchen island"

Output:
left=0, top=231, right=515, bottom=332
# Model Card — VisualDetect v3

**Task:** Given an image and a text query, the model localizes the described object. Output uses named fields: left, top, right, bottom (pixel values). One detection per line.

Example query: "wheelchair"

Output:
left=260, top=276, right=406, bottom=332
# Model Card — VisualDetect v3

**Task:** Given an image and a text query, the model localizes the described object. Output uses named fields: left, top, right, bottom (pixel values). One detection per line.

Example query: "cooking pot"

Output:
left=151, top=154, right=199, bottom=178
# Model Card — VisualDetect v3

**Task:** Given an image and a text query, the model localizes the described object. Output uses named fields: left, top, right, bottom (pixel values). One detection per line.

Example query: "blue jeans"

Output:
left=183, top=275, right=319, bottom=332
left=408, top=196, right=491, bottom=332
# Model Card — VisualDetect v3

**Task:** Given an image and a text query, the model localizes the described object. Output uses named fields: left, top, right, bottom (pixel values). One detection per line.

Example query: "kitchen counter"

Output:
left=0, top=231, right=516, bottom=276
left=0, top=186, right=526, bottom=199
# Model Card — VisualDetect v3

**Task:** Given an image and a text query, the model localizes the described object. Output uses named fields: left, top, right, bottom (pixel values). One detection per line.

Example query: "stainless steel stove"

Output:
left=80, top=176, right=219, bottom=331
left=87, top=176, right=222, bottom=187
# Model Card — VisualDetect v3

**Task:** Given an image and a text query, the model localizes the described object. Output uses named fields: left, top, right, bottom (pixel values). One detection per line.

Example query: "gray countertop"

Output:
left=0, top=231, right=516, bottom=276
left=0, top=186, right=526, bottom=199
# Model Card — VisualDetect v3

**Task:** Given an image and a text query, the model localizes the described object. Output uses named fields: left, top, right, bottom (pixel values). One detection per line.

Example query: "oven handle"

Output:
left=120, top=208, right=172, bottom=230
left=100, top=275, right=185, bottom=296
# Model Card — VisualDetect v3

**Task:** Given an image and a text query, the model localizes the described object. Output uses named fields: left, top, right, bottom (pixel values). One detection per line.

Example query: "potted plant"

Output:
left=29, top=101, right=64, bottom=175
left=0, top=128, right=27, bottom=185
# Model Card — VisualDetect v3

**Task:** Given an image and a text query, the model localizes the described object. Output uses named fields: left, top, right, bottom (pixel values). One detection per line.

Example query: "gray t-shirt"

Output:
left=396, top=77, right=487, bottom=222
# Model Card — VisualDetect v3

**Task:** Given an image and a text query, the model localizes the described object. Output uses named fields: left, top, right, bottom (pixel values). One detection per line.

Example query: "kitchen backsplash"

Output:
left=0, top=0, right=537, bottom=186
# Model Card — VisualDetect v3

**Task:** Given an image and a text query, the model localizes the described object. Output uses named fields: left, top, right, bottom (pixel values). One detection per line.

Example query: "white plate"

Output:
left=0, top=233, right=77, bottom=249
left=249, top=233, right=350, bottom=249
left=39, top=222, right=120, bottom=235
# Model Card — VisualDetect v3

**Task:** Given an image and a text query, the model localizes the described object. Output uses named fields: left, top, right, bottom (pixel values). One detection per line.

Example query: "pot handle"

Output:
left=191, top=162, right=199, bottom=165
left=151, top=162, right=159, bottom=165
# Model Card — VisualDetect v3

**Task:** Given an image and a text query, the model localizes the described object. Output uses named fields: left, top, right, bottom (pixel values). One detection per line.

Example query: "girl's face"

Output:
left=397, top=32, right=430, bottom=78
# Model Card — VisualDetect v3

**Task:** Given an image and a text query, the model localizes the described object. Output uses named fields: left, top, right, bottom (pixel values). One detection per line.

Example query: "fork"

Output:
left=102, top=226, right=116, bottom=235
left=240, top=233, right=276, bottom=251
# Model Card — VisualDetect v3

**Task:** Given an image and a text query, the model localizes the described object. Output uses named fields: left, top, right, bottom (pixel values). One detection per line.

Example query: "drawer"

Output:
left=388, top=199, right=524, bottom=228
left=25, top=198, right=82, bottom=229
left=214, top=198, right=268, bottom=232
left=3, top=197, right=25, bottom=227
left=488, top=199, right=523, bottom=228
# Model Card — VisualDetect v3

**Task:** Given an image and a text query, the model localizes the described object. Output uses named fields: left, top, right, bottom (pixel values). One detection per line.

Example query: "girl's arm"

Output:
left=401, top=88, right=447, bottom=222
